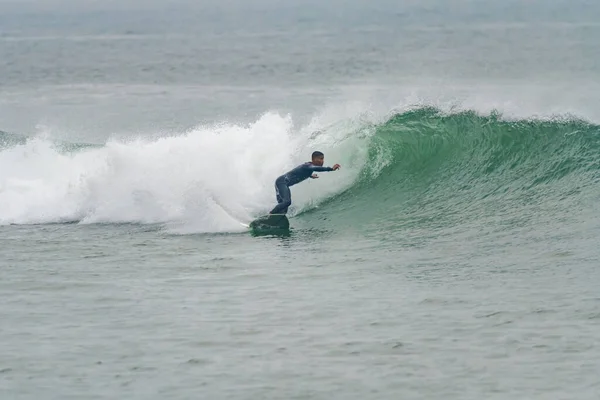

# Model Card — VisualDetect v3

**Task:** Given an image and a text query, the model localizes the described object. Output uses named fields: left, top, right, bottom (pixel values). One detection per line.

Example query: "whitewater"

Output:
left=0, top=111, right=375, bottom=230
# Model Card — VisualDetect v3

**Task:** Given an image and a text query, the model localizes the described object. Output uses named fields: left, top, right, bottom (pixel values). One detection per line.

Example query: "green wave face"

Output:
left=302, top=108, right=600, bottom=238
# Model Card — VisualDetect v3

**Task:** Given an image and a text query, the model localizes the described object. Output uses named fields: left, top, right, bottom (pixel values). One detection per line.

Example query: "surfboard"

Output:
left=248, top=213, right=290, bottom=232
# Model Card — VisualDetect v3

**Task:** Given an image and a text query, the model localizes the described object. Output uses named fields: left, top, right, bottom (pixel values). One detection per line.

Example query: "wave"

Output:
left=303, top=107, right=600, bottom=235
left=2, top=107, right=599, bottom=235
left=0, top=112, right=371, bottom=231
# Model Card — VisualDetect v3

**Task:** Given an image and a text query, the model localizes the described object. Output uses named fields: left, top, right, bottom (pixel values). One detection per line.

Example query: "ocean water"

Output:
left=2, top=1, right=600, bottom=399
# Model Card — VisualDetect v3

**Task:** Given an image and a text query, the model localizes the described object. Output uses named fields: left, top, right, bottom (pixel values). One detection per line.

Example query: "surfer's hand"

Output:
left=311, top=174, right=319, bottom=179
left=332, top=164, right=341, bottom=170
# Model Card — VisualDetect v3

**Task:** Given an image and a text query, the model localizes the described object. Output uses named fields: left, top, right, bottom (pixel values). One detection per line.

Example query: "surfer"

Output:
left=269, top=151, right=340, bottom=214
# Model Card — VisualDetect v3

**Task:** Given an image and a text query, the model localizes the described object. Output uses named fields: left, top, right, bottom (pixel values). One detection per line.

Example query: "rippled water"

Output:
left=2, top=1, right=600, bottom=399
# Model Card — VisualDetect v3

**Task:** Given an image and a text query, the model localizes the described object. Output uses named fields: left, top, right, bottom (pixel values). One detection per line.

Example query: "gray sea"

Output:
left=2, top=1, right=600, bottom=399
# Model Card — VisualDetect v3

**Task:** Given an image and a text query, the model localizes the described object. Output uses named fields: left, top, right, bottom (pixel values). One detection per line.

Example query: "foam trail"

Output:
left=0, top=112, right=372, bottom=232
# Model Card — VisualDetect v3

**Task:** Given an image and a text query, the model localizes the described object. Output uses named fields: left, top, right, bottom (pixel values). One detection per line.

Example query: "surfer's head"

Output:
left=311, top=151, right=325, bottom=166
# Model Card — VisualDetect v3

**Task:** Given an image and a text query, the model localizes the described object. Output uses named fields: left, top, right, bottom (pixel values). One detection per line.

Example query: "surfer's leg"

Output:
left=270, top=180, right=291, bottom=214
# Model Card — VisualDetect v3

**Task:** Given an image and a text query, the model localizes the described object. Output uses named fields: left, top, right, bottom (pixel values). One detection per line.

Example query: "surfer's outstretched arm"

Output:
left=308, top=163, right=341, bottom=172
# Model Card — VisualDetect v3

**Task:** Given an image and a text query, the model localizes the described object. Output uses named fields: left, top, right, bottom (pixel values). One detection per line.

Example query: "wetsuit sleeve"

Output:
left=307, top=165, right=334, bottom=172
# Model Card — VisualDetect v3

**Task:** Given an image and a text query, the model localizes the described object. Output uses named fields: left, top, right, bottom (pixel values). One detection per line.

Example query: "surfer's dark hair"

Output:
left=311, top=151, right=324, bottom=159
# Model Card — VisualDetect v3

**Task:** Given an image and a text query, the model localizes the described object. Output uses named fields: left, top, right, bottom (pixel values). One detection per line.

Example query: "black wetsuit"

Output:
left=270, top=162, right=334, bottom=214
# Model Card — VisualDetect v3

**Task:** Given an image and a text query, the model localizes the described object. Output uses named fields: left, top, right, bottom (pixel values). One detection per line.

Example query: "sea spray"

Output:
left=0, top=112, right=371, bottom=231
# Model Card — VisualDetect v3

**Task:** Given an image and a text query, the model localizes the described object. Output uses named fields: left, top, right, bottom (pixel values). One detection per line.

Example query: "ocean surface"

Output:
left=2, top=1, right=600, bottom=399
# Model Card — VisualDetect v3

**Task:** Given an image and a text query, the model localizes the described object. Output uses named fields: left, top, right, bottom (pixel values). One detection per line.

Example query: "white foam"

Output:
left=0, top=111, right=374, bottom=232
